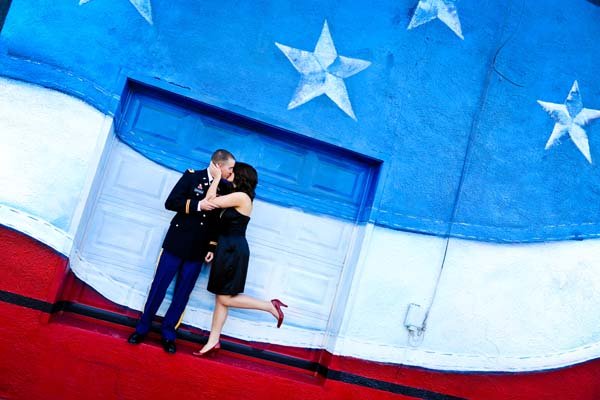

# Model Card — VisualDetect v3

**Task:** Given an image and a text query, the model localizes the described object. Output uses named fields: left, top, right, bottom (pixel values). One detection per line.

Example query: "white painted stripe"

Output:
left=0, top=205, right=73, bottom=255
left=333, top=334, right=600, bottom=372
left=0, top=76, right=111, bottom=252
left=335, top=226, right=600, bottom=371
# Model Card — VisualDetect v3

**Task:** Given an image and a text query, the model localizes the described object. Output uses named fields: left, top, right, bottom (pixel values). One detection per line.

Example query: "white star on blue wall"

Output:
left=275, top=20, right=371, bottom=121
left=79, top=0, right=153, bottom=25
left=407, top=0, right=464, bottom=40
left=538, top=81, right=600, bottom=164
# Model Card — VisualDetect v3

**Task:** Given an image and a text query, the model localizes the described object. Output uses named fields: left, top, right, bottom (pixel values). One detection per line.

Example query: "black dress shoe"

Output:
left=161, top=338, right=176, bottom=354
left=127, top=332, right=146, bottom=344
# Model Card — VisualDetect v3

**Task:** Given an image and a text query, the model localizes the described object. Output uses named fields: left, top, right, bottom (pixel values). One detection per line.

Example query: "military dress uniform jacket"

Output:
left=162, top=168, right=232, bottom=261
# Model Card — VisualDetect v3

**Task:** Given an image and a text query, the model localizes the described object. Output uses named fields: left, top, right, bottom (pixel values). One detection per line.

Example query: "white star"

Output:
left=407, top=0, right=464, bottom=40
left=275, top=20, right=371, bottom=121
left=538, top=81, right=600, bottom=164
left=79, top=0, right=153, bottom=25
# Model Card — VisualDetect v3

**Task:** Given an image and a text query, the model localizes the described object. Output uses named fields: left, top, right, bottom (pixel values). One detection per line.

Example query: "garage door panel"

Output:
left=102, top=142, right=179, bottom=210
left=190, top=126, right=251, bottom=156
left=284, top=267, right=337, bottom=307
left=250, top=244, right=340, bottom=316
left=197, top=111, right=254, bottom=140
left=296, top=215, right=353, bottom=254
left=82, top=200, right=169, bottom=268
left=241, top=249, right=273, bottom=295
left=311, top=155, right=368, bottom=203
left=247, top=201, right=352, bottom=265
left=128, top=96, right=193, bottom=144
left=257, top=142, right=308, bottom=185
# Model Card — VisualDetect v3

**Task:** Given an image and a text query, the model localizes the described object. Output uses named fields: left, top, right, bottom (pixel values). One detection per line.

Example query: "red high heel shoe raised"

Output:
left=192, top=341, right=221, bottom=357
left=271, top=299, right=288, bottom=328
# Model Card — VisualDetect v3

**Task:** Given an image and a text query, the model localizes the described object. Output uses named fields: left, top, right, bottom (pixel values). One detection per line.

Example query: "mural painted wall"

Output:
left=2, top=0, right=600, bottom=374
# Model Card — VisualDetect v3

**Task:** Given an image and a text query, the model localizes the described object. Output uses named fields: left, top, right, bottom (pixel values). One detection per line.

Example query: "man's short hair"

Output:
left=211, top=149, right=235, bottom=164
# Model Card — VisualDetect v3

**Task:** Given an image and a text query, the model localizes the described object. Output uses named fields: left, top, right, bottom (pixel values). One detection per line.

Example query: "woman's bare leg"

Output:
left=219, top=294, right=279, bottom=319
left=195, top=294, right=281, bottom=354
left=196, top=297, right=228, bottom=353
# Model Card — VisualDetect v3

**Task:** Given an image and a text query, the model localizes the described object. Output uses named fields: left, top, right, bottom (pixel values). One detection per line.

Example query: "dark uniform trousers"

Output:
left=134, top=168, right=230, bottom=340
left=135, top=250, right=202, bottom=340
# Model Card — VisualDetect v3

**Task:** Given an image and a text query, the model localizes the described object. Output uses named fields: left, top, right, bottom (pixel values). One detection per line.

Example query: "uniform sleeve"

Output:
left=164, top=170, right=202, bottom=214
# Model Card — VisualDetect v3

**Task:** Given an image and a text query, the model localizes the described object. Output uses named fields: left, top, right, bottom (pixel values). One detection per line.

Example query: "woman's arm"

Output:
left=206, top=192, right=248, bottom=209
left=205, top=163, right=222, bottom=201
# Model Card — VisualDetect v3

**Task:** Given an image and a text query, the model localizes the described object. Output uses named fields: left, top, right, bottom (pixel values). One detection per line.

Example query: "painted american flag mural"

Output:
left=1, top=0, right=600, bottom=373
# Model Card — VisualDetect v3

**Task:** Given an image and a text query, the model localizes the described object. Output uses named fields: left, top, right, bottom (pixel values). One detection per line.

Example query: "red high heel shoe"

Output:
left=271, top=299, right=288, bottom=328
left=192, top=341, right=221, bottom=357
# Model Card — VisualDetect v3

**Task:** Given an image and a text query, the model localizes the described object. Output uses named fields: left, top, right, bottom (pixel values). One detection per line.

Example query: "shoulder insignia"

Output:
left=187, top=169, right=195, bottom=173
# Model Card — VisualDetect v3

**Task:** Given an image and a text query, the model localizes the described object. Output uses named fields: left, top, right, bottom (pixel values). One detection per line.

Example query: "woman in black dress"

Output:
left=193, top=162, right=287, bottom=357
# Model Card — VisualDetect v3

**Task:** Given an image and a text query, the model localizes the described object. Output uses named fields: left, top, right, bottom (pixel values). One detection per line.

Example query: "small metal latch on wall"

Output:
left=404, top=303, right=427, bottom=345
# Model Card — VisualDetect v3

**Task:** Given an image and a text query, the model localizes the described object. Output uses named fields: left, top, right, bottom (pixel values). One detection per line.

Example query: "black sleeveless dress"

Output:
left=207, top=207, right=251, bottom=295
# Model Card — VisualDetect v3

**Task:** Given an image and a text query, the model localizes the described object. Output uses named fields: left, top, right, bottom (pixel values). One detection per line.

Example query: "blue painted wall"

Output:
left=2, top=0, right=600, bottom=242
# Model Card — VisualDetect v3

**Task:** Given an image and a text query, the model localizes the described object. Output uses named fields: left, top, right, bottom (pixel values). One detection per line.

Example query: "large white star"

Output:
left=538, top=81, right=600, bottom=164
left=79, top=0, right=153, bottom=25
left=407, top=0, right=463, bottom=40
left=275, top=20, right=371, bottom=121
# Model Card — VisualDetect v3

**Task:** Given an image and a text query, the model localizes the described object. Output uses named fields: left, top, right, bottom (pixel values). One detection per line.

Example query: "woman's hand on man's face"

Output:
left=209, top=162, right=222, bottom=179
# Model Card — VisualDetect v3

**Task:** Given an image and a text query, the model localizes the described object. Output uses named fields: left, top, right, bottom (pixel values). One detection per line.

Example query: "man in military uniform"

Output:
left=127, top=149, right=235, bottom=353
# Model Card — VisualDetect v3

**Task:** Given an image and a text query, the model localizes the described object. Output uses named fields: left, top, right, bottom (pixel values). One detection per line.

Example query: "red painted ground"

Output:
left=2, top=226, right=600, bottom=400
